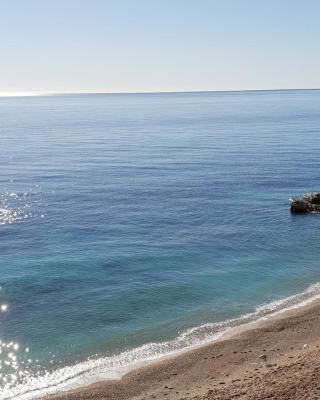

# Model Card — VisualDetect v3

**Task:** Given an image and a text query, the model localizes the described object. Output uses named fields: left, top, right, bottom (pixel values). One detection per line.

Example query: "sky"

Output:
left=1, top=0, right=320, bottom=94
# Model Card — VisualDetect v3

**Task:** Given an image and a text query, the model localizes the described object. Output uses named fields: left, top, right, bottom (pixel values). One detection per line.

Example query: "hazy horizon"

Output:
left=1, top=87, right=320, bottom=98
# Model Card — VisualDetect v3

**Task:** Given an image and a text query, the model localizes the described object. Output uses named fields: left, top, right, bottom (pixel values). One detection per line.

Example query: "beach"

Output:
left=46, top=299, right=320, bottom=400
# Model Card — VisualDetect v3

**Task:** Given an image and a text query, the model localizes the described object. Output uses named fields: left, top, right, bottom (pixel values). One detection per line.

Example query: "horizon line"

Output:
left=0, top=87, right=320, bottom=98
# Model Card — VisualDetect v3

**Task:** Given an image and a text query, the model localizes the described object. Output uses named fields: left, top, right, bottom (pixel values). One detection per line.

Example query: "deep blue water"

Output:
left=1, top=90, right=320, bottom=398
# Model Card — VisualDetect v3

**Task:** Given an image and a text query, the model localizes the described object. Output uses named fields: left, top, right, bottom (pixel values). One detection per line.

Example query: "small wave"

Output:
left=3, top=281, right=320, bottom=400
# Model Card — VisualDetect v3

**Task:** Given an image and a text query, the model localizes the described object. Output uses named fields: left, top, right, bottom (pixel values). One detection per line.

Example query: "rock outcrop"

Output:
left=290, top=193, right=320, bottom=213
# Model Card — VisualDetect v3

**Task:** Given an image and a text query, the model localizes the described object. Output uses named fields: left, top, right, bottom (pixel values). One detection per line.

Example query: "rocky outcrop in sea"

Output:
left=290, top=193, right=320, bottom=213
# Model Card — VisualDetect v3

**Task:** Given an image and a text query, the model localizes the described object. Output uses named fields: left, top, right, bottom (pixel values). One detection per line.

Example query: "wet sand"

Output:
left=47, top=300, right=320, bottom=400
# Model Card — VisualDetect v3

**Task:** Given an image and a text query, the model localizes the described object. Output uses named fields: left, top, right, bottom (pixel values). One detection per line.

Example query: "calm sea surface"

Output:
left=1, top=90, right=320, bottom=398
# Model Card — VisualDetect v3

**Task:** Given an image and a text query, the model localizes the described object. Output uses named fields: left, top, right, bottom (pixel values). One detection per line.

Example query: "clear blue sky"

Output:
left=1, top=0, right=320, bottom=94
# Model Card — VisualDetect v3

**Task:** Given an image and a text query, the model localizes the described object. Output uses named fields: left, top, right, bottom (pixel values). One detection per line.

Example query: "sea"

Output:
left=1, top=89, right=320, bottom=399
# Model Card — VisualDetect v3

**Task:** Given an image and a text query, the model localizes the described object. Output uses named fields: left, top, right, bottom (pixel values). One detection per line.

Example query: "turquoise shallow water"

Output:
left=1, top=90, right=320, bottom=398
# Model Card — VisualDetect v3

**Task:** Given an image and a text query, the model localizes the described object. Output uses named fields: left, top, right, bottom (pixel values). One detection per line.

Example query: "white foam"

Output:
left=3, top=281, right=320, bottom=400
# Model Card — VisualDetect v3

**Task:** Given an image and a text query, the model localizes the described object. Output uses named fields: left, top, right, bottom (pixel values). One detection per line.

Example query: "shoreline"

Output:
left=6, top=283, right=320, bottom=400
left=43, top=296, right=320, bottom=400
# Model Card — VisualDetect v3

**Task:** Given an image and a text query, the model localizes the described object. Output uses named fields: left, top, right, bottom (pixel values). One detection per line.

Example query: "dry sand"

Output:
left=46, top=300, right=320, bottom=400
